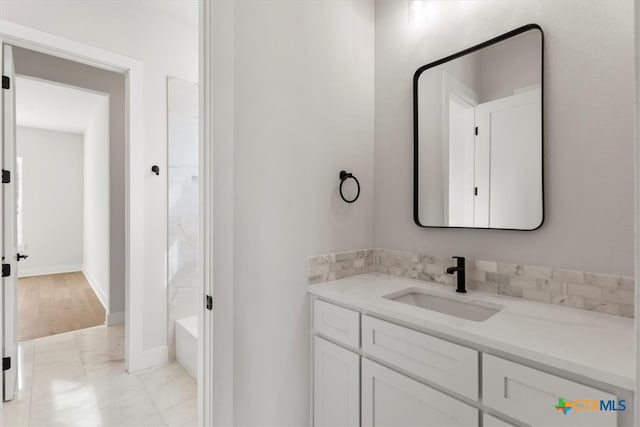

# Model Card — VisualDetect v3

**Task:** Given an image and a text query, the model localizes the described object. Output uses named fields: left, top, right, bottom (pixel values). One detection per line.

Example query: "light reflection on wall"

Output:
left=408, top=0, right=429, bottom=29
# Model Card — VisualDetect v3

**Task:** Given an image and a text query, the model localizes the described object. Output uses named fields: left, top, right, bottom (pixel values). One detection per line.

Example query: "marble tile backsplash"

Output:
left=308, top=248, right=635, bottom=318
left=308, top=249, right=375, bottom=284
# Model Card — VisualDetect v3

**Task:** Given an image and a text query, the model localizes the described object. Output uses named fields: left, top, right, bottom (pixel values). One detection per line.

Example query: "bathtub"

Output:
left=175, top=315, right=198, bottom=380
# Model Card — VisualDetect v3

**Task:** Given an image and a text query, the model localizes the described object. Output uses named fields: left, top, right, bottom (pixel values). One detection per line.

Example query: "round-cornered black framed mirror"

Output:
left=413, top=24, right=544, bottom=231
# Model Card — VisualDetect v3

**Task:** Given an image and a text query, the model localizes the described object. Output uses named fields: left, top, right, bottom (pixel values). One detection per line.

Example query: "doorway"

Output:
left=14, top=75, right=111, bottom=341
left=0, top=25, right=144, bottom=410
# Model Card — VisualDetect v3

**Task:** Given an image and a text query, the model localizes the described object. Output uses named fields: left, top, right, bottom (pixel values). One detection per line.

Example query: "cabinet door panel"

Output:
left=313, top=336, right=360, bottom=427
left=362, top=358, right=477, bottom=427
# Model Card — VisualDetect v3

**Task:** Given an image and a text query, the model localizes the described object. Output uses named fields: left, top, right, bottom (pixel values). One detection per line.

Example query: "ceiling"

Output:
left=16, top=76, right=108, bottom=134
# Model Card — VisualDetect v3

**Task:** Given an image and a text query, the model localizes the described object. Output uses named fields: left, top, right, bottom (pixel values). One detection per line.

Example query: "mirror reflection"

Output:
left=414, top=26, right=543, bottom=230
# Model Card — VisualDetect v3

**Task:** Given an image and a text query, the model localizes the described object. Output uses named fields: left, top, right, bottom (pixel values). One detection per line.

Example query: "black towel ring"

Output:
left=339, top=170, right=360, bottom=204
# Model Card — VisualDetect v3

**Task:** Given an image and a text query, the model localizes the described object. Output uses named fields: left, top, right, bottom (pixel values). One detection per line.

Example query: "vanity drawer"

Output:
left=483, top=354, right=617, bottom=426
left=361, top=315, right=478, bottom=400
left=313, top=299, right=360, bottom=349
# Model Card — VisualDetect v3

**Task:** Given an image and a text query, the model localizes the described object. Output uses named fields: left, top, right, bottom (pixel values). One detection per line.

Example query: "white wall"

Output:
left=17, top=127, right=83, bottom=276
left=231, top=1, right=374, bottom=424
left=375, top=0, right=635, bottom=276
left=83, top=97, right=110, bottom=311
left=2, top=2, right=199, bottom=352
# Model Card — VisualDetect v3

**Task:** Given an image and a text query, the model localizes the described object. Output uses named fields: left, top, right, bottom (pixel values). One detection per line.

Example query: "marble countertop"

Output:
left=308, top=273, right=636, bottom=391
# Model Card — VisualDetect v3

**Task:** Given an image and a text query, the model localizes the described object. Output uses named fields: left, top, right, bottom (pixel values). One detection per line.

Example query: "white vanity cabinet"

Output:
left=311, top=297, right=630, bottom=427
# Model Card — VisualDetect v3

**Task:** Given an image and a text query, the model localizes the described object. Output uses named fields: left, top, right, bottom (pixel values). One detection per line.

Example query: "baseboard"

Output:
left=127, top=345, right=169, bottom=373
left=107, top=310, right=125, bottom=326
left=82, top=269, right=109, bottom=313
left=18, top=264, right=83, bottom=278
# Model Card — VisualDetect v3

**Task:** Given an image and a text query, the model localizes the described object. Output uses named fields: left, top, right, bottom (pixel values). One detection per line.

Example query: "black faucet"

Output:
left=446, top=256, right=466, bottom=293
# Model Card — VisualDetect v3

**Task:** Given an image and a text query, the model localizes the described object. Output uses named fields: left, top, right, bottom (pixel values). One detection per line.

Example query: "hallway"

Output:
left=1, top=324, right=197, bottom=426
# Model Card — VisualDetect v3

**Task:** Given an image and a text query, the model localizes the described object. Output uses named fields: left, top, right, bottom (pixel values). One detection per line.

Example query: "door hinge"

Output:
left=1, top=76, right=9, bottom=90
left=2, top=357, right=10, bottom=371
left=2, top=170, right=10, bottom=184
left=475, top=126, right=478, bottom=136
left=2, top=263, right=10, bottom=277
left=205, top=295, right=213, bottom=311
left=474, top=187, right=478, bottom=196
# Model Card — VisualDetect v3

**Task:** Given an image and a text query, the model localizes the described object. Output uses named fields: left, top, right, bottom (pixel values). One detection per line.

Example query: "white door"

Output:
left=474, top=88, right=542, bottom=229
left=361, top=358, right=478, bottom=427
left=313, top=336, right=360, bottom=427
left=1, top=43, right=18, bottom=402
left=447, top=94, right=476, bottom=227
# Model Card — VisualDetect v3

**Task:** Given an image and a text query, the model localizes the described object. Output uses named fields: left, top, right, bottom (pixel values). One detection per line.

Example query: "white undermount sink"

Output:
left=384, top=287, right=503, bottom=322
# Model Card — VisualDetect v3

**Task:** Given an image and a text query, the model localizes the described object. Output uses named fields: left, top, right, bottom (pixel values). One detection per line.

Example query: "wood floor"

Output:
left=18, top=272, right=106, bottom=341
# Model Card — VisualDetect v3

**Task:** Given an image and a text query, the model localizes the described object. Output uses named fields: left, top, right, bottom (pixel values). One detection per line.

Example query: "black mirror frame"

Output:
left=413, top=23, right=544, bottom=231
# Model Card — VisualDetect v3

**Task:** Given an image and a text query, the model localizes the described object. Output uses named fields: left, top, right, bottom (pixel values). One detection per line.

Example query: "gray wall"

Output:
left=13, top=47, right=127, bottom=314
left=375, top=0, right=635, bottom=276
left=477, top=29, right=541, bottom=101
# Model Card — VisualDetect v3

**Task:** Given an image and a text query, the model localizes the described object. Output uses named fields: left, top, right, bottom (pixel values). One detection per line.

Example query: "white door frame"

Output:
left=199, top=1, right=214, bottom=425
left=200, top=1, right=236, bottom=425
left=0, top=20, right=149, bottom=373
left=2, top=43, right=18, bottom=403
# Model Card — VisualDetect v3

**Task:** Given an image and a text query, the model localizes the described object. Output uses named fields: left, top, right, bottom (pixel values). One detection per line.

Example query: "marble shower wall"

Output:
left=308, top=248, right=635, bottom=318
left=168, top=77, right=199, bottom=360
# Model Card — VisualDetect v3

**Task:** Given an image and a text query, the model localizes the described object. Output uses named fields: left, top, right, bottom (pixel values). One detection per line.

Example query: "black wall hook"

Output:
left=339, top=170, right=360, bottom=203
left=151, top=165, right=160, bottom=176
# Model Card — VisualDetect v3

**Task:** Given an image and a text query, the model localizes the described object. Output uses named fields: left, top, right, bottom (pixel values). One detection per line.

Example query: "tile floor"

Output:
left=1, top=324, right=197, bottom=427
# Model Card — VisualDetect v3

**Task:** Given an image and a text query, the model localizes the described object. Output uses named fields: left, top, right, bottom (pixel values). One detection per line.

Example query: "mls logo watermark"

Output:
left=555, top=397, right=626, bottom=415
